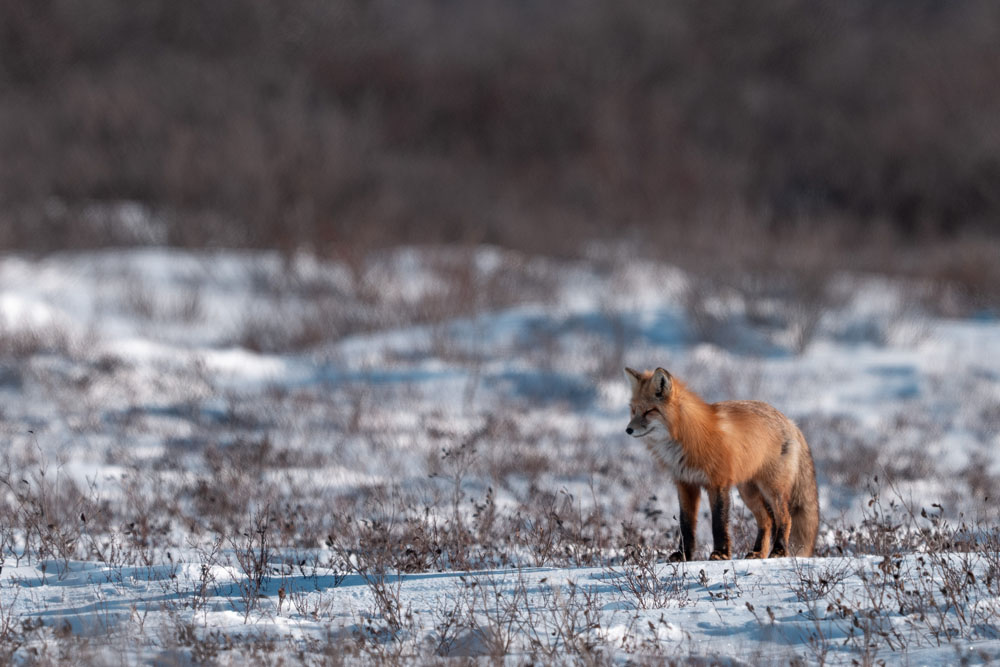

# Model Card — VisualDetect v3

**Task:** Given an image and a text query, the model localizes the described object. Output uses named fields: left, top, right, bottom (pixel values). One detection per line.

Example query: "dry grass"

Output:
left=0, top=244, right=996, bottom=662
left=0, top=430, right=997, bottom=663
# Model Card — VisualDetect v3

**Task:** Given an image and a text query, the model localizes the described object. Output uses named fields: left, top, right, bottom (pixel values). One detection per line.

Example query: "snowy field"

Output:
left=0, top=246, right=998, bottom=664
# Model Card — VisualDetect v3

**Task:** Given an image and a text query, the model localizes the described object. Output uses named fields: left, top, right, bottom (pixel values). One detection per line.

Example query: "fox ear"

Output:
left=652, top=368, right=672, bottom=399
left=624, top=367, right=642, bottom=392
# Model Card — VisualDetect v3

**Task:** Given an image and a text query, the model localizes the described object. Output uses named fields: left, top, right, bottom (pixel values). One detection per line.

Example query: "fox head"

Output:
left=624, top=367, right=673, bottom=438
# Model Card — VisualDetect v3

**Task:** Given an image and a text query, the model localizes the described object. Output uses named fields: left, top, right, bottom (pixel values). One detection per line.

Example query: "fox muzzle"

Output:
left=626, top=415, right=651, bottom=437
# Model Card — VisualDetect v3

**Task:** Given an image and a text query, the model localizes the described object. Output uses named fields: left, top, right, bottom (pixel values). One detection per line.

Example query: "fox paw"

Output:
left=744, top=551, right=766, bottom=559
left=668, top=551, right=687, bottom=562
left=769, top=547, right=788, bottom=558
left=709, top=551, right=731, bottom=561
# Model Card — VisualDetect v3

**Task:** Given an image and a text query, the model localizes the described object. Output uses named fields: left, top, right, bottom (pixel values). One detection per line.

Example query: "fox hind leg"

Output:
left=758, top=487, right=792, bottom=557
left=738, top=482, right=774, bottom=559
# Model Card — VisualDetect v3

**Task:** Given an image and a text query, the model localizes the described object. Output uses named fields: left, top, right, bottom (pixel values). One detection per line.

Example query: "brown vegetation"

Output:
left=2, top=2, right=999, bottom=294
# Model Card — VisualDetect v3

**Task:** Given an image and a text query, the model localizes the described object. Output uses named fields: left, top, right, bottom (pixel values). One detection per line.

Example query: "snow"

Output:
left=4, top=554, right=998, bottom=664
left=0, top=245, right=998, bottom=662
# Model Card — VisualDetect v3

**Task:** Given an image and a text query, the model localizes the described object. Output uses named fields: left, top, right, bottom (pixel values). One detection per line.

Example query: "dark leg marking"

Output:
left=709, top=487, right=732, bottom=560
left=672, top=482, right=701, bottom=562
left=679, top=509, right=696, bottom=561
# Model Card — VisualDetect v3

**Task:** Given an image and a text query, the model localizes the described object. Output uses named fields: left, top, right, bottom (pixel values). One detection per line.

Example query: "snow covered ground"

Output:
left=5, top=551, right=1000, bottom=664
left=0, top=246, right=998, bottom=663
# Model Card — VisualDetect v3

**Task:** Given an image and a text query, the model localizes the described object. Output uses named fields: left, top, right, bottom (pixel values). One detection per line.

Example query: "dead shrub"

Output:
left=0, top=322, right=74, bottom=360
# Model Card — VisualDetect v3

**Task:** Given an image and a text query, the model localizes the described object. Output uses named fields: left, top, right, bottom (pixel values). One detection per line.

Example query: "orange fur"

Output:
left=625, top=367, right=819, bottom=560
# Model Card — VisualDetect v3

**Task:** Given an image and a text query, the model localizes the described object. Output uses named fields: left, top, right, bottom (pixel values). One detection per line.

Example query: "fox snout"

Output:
left=626, top=415, right=650, bottom=437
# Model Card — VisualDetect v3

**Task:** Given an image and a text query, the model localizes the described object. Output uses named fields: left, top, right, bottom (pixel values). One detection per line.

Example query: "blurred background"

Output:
left=2, top=0, right=999, bottom=303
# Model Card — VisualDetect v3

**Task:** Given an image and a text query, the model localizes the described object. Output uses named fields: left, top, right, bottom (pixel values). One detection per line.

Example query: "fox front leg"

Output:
left=708, top=486, right=732, bottom=560
left=670, top=482, right=701, bottom=562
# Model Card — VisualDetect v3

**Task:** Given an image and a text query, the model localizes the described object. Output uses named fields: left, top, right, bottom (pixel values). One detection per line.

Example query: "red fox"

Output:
left=625, top=367, right=819, bottom=560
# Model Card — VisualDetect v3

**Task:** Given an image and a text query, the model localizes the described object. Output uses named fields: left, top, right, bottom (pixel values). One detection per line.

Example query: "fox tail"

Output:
left=788, top=431, right=820, bottom=557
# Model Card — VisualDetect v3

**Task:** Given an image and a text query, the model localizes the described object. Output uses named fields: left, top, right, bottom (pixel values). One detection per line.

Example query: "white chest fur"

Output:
left=645, top=437, right=709, bottom=486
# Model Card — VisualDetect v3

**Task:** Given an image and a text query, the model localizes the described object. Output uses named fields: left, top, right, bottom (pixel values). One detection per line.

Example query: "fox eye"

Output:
left=643, top=408, right=657, bottom=418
